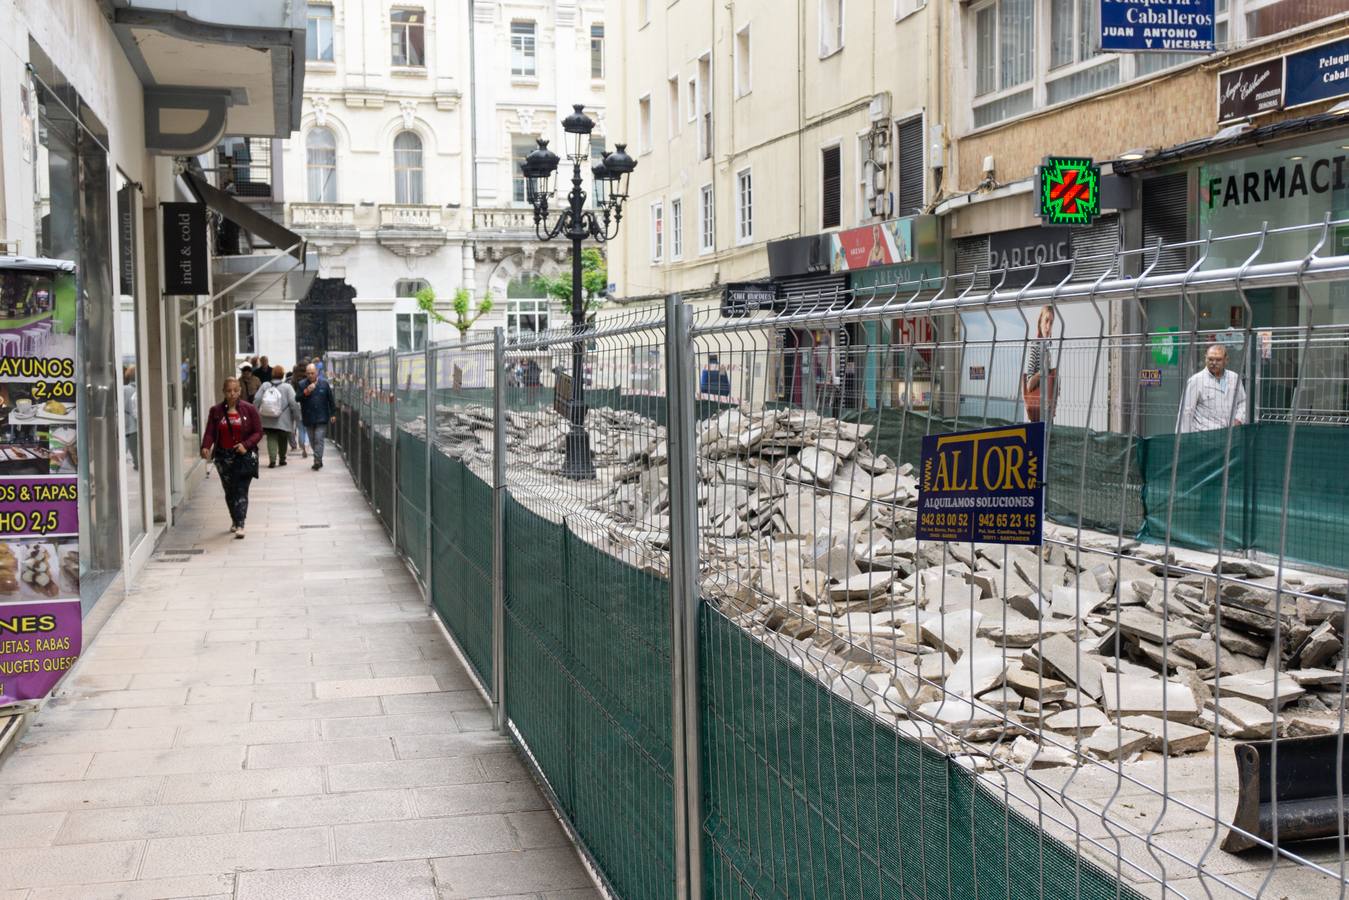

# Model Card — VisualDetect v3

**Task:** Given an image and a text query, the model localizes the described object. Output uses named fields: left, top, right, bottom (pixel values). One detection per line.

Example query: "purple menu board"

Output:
left=0, top=259, right=80, bottom=705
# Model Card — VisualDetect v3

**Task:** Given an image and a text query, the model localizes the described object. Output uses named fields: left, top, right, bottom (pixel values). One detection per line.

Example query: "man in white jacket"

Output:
left=1178, top=343, right=1247, bottom=433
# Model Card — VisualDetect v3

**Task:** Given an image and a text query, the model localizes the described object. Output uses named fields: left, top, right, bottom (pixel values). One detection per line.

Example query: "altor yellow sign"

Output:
left=917, top=423, right=1046, bottom=546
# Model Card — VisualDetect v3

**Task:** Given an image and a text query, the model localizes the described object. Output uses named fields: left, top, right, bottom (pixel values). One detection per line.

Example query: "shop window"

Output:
left=306, top=128, right=337, bottom=202
left=307, top=4, right=334, bottom=62
left=700, top=184, right=715, bottom=253
left=115, top=171, right=146, bottom=546
left=511, top=21, right=537, bottom=78
left=396, top=312, right=428, bottom=352
left=591, top=24, right=605, bottom=79
left=393, top=131, right=424, bottom=204
left=896, top=116, right=925, bottom=216
left=391, top=9, right=426, bottom=67
left=822, top=145, right=842, bottom=230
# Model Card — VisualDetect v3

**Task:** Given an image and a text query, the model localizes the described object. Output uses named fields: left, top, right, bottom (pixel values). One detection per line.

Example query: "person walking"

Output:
left=1178, top=343, right=1248, bottom=433
left=239, top=363, right=262, bottom=404
left=122, top=364, right=139, bottom=471
left=298, top=362, right=336, bottom=470
left=290, top=361, right=311, bottom=458
left=255, top=365, right=301, bottom=468
left=200, top=376, right=262, bottom=538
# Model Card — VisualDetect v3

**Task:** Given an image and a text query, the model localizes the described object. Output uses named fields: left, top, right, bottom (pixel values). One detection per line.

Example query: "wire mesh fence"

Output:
left=328, top=218, right=1349, bottom=900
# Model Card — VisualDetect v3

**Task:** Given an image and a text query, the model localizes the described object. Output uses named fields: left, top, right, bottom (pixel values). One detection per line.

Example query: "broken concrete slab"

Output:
left=1082, top=726, right=1151, bottom=761
left=1116, top=714, right=1211, bottom=755
left=1100, top=674, right=1199, bottom=724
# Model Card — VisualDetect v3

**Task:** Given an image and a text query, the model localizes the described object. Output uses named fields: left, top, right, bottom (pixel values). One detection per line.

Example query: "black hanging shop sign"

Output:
left=720, top=282, right=780, bottom=317
left=1217, top=57, right=1284, bottom=124
left=161, top=202, right=208, bottom=295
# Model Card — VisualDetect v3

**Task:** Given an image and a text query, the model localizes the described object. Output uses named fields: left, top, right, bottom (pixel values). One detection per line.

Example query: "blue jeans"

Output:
left=305, top=423, right=327, bottom=464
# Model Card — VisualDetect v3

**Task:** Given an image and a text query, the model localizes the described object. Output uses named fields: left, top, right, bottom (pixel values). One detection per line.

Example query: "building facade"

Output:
left=255, top=0, right=606, bottom=361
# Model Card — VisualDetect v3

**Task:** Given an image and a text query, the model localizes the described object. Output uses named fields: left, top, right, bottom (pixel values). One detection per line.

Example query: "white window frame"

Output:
left=819, top=0, right=845, bottom=58
left=395, top=278, right=431, bottom=298
left=396, top=311, right=429, bottom=352
left=735, top=25, right=752, bottom=98
left=736, top=169, right=753, bottom=245
left=305, top=127, right=338, bottom=203
left=668, top=77, right=681, bottom=137
left=590, top=23, right=605, bottom=80
left=696, top=54, right=713, bottom=162
left=699, top=184, right=715, bottom=254
left=510, top=21, right=538, bottom=78
left=393, top=131, right=425, bottom=205
left=235, top=310, right=256, bottom=356
left=390, top=8, right=426, bottom=68
left=671, top=197, right=684, bottom=260
left=307, top=3, right=334, bottom=62
left=895, top=0, right=926, bottom=21
left=650, top=201, right=664, bottom=262
left=687, top=76, right=698, bottom=124
left=506, top=297, right=549, bottom=340
left=638, top=94, right=654, bottom=155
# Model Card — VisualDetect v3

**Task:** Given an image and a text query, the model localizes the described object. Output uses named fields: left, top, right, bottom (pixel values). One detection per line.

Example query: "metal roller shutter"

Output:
left=896, top=117, right=925, bottom=217
left=1142, top=172, right=1190, bottom=276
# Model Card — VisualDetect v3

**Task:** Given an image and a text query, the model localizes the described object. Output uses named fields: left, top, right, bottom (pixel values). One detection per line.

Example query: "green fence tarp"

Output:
left=1140, top=422, right=1349, bottom=570
left=504, top=496, right=677, bottom=900
left=430, top=453, right=494, bottom=687
left=700, top=610, right=1145, bottom=900
left=395, top=429, right=428, bottom=578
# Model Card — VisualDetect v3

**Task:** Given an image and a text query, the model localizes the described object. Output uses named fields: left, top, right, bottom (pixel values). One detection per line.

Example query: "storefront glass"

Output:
left=32, top=63, right=123, bottom=607
left=115, top=172, right=145, bottom=547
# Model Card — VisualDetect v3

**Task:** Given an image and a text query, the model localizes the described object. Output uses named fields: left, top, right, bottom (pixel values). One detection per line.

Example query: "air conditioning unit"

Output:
left=869, top=93, right=892, bottom=123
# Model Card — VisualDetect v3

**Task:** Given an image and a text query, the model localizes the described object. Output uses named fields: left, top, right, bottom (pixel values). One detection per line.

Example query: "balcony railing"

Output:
left=472, top=207, right=535, bottom=232
left=290, top=203, right=356, bottom=229
left=379, top=205, right=445, bottom=229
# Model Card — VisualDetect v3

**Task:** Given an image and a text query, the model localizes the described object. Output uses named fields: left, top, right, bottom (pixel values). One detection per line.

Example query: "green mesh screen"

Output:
left=1139, top=422, right=1348, bottom=570
left=504, top=496, right=677, bottom=900
left=429, top=452, right=495, bottom=688
left=395, top=429, right=428, bottom=580
left=699, top=610, right=1146, bottom=900
left=372, top=431, right=395, bottom=534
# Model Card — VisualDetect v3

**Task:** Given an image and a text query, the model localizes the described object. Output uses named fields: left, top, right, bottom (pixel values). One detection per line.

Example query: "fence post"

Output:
left=389, top=346, right=399, bottom=548
left=492, top=327, right=508, bottom=733
left=425, top=342, right=435, bottom=610
left=664, top=294, right=703, bottom=900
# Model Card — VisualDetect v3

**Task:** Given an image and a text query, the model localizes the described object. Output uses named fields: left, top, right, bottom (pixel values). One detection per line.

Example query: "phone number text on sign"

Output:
left=0, top=477, right=78, bottom=537
left=917, top=423, right=1046, bottom=547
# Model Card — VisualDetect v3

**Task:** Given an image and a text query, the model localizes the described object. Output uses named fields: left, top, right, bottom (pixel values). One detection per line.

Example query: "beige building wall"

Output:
left=605, top=0, right=937, bottom=306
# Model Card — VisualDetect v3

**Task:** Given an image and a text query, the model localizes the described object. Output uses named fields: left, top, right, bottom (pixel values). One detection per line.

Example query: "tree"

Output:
left=539, top=248, right=607, bottom=320
left=417, top=285, right=493, bottom=341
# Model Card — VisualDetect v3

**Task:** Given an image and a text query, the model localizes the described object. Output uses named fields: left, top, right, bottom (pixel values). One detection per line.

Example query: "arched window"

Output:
left=306, top=128, right=337, bottom=202
left=393, top=131, right=424, bottom=204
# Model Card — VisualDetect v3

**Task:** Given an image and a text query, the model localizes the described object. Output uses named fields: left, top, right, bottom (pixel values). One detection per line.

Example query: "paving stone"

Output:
left=140, top=827, right=329, bottom=878
left=236, top=860, right=436, bottom=900
left=161, top=767, right=325, bottom=803
left=313, top=675, right=441, bottom=700
left=1100, top=675, right=1199, bottom=724
left=0, top=840, right=142, bottom=889
left=432, top=848, right=593, bottom=899
left=85, top=746, right=245, bottom=779
left=1022, top=634, right=1105, bottom=700
left=56, top=800, right=243, bottom=843
left=327, top=756, right=488, bottom=792
left=0, top=811, right=67, bottom=848
left=1114, top=715, right=1210, bottom=755
left=0, top=775, right=163, bottom=813
left=1115, top=608, right=1201, bottom=645
left=1043, top=707, right=1110, bottom=737
left=1211, top=669, right=1306, bottom=710
left=243, top=790, right=412, bottom=830
left=245, top=738, right=396, bottom=769
left=24, top=874, right=234, bottom=900
left=1204, top=696, right=1277, bottom=739
left=1081, top=726, right=1151, bottom=761
left=332, top=814, right=517, bottom=864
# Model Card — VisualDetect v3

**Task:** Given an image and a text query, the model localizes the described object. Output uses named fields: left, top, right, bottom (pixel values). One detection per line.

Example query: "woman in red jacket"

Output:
left=200, top=376, right=263, bottom=539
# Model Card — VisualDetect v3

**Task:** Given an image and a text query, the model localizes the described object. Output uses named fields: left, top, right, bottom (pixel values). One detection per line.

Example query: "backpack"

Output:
left=256, top=382, right=285, bottom=418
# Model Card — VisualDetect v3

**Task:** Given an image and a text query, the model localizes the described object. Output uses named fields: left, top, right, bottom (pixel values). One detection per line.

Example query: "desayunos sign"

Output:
left=917, top=423, right=1046, bottom=547
left=1100, top=0, right=1215, bottom=54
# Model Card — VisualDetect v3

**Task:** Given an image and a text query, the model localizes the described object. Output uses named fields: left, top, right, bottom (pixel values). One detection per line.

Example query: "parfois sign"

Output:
left=917, top=423, right=1046, bottom=547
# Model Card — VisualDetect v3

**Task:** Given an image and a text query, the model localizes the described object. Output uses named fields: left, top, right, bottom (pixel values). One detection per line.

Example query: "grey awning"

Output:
left=183, top=171, right=305, bottom=262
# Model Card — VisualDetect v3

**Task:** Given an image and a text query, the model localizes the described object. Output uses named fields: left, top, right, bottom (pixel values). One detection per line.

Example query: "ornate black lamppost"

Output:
left=520, top=104, right=636, bottom=480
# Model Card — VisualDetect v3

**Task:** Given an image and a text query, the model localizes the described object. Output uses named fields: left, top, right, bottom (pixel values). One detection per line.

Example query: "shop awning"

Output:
left=183, top=171, right=305, bottom=262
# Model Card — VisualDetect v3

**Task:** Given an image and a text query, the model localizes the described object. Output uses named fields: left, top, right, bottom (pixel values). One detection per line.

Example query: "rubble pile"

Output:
left=415, top=403, right=1348, bottom=771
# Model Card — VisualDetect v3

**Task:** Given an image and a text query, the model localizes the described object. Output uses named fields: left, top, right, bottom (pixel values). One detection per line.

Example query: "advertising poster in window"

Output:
left=0, top=259, right=81, bottom=705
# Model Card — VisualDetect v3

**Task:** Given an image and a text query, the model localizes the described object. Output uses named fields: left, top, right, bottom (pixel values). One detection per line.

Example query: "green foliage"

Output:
left=539, top=248, right=607, bottom=316
left=416, top=286, right=493, bottom=336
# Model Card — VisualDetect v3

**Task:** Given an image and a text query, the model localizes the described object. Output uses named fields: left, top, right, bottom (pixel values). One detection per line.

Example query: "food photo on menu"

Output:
left=0, top=539, right=79, bottom=600
left=47, top=426, right=75, bottom=474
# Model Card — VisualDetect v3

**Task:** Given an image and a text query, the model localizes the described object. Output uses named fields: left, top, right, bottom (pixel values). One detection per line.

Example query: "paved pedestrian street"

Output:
left=0, top=451, right=598, bottom=900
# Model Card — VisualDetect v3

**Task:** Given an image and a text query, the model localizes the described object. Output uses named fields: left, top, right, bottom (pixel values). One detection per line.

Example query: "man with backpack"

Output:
left=255, top=365, right=301, bottom=468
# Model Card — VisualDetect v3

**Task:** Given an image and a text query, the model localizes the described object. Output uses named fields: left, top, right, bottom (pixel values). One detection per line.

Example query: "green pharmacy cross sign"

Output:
left=1036, top=157, right=1101, bottom=226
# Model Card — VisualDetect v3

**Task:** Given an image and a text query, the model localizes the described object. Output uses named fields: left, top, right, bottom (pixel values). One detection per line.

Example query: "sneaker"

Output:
left=279, top=460, right=288, bottom=467
left=229, top=525, right=237, bottom=533
left=302, top=449, right=308, bottom=458
left=312, top=462, right=320, bottom=470
left=234, top=528, right=245, bottom=540
left=268, top=461, right=276, bottom=469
